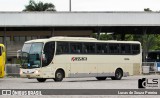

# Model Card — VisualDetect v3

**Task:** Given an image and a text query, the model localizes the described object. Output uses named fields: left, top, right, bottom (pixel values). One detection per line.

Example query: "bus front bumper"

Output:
left=20, top=69, right=42, bottom=78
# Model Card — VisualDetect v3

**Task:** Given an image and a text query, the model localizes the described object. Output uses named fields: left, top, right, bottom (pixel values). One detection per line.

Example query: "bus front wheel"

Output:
left=53, top=70, right=64, bottom=82
left=37, top=78, right=46, bottom=82
left=96, top=77, right=107, bottom=80
left=111, top=69, right=123, bottom=80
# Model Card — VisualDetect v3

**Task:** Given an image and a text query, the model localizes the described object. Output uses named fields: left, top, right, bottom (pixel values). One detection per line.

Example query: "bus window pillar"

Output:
left=51, top=28, right=55, bottom=37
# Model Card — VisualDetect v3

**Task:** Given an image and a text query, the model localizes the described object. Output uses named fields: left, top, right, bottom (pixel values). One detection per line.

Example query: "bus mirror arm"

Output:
left=42, top=53, right=47, bottom=62
left=17, top=50, right=22, bottom=59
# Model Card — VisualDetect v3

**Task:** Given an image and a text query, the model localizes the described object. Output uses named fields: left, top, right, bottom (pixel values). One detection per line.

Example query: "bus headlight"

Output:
left=34, top=70, right=40, bottom=74
left=20, top=70, right=22, bottom=74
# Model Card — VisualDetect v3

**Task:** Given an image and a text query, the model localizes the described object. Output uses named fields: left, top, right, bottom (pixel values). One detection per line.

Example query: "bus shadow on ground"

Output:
left=25, top=78, right=128, bottom=83
left=24, top=79, right=107, bottom=83
left=66, top=78, right=129, bottom=82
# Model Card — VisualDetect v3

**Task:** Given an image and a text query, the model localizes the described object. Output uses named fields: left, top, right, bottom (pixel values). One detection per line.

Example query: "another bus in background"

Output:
left=146, top=51, right=160, bottom=62
left=0, top=44, right=6, bottom=78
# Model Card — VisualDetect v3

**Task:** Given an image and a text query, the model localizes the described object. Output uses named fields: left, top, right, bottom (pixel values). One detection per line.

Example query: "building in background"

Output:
left=0, top=12, right=160, bottom=63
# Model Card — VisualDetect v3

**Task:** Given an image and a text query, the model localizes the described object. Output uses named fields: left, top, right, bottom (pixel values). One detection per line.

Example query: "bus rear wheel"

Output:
left=37, top=78, right=46, bottom=82
left=53, top=70, right=64, bottom=82
left=111, top=69, right=123, bottom=80
left=96, top=77, right=107, bottom=80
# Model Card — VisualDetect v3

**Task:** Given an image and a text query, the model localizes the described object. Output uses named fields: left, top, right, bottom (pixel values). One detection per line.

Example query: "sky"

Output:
left=0, top=0, right=160, bottom=11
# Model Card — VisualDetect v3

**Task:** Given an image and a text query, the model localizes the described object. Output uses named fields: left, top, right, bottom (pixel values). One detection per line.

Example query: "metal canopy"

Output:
left=0, top=12, right=160, bottom=34
left=0, top=11, right=160, bottom=27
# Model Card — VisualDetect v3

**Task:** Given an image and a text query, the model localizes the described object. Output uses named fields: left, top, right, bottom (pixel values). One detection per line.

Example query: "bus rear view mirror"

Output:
left=42, top=53, right=47, bottom=62
left=17, top=50, right=22, bottom=59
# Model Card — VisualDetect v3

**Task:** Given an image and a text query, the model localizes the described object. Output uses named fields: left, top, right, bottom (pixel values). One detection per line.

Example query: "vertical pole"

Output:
left=69, top=0, right=71, bottom=12
left=51, top=28, right=55, bottom=37
left=4, top=27, right=7, bottom=64
left=142, top=27, right=147, bottom=62
left=3, top=27, right=6, bottom=46
left=97, top=27, right=101, bottom=40
left=97, top=32, right=100, bottom=40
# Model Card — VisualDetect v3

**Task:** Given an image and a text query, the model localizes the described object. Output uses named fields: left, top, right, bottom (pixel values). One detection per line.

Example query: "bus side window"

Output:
left=96, top=43, right=105, bottom=54
left=57, top=42, right=69, bottom=54
left=108, top=44, right=119, bottom=54
left=83, top=43, right=95, bottom=54
left=103, top=44, right=108, bottom=53
left=132, top=44, right=140, bottom=54
left=57, top=46, right=63, bottom=53
left=70, top=43, right=82, bottom=54
left=83, top=45, right=87, bottom=53
left=121, top=44, right=131, bottom=54
left=96, top=44, right=102, bottom=53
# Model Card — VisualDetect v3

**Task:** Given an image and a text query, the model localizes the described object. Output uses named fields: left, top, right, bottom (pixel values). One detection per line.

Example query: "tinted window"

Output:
left=42, top=42, right=55, bottom=67
left=55, top=41, right=140, bottom=55
left=147, top=52, right=160, bottom=62
left=70, top=43, right=82, bottom=53
left=132, top=44, right=140, bottom=54
left=96, top=44, right=108, bottom=54
left=121, top=44, right=131, bottom=54
left=108, top=44, right=120, bottom=54
left=83, top=43, right=95, bottom=53
left=56, top=42, right=69, bottom=54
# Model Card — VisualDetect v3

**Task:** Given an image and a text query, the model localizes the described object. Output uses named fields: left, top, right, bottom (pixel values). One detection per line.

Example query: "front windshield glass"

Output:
left=21, top=43, right=43, bottom=69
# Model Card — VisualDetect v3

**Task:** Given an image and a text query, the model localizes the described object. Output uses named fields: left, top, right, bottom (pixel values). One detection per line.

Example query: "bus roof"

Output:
left=50, top=36, right=97, bottom=40
left=25, top=36, right=141, bottom=44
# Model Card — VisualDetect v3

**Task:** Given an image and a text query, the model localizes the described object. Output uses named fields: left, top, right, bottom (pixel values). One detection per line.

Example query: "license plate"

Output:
left=27, top=75, right=30, bottom=78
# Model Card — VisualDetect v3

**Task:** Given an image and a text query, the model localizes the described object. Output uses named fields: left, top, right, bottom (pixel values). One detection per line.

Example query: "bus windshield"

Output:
left=21, top=43, right=43, bottom=69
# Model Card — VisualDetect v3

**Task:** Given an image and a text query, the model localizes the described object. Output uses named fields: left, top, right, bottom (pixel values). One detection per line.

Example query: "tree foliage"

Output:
left=144, top=8, right=152, bottom=12
left=92, top=33, right=160, bottom=51
left=23, top=0, right=56, bottom=11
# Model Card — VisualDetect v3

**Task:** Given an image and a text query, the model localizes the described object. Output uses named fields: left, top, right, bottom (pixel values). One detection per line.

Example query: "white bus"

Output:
left=18, top=37, right=142, bottom=82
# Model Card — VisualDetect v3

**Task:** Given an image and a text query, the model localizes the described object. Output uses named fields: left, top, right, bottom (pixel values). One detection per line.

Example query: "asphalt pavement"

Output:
left=0, top=75, right=159, bottom=98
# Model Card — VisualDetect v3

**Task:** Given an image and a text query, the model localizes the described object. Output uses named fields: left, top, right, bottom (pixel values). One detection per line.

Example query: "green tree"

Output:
left=124, top=34, right=134, bottom=41
left=150, top=35, right=160, bottom=50
left=144, top=8, right=152, bottom=12
left=132, top=33, right=160, bottom=61
left=23, top=0, right=56, bottom=11
left=92, top=33, right=114, bottom=40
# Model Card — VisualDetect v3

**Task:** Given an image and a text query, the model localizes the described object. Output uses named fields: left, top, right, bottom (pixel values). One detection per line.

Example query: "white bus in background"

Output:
left=18, top=37, right=142, bottom=82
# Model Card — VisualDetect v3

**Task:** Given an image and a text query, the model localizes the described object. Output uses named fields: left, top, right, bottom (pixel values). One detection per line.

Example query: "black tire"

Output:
left=96, top=77, right=107, bottom=80
left=111, top=77, right=116, bottom=80
left=53, top=70, right=64, bottom=82
left=111, top=69, right=123, bottom=80
left=37, top=78, right=46, bottom=82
